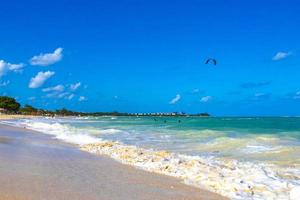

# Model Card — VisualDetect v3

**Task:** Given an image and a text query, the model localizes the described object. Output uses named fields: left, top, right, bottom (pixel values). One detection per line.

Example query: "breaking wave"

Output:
left=2, top=118, right=300, bottom=200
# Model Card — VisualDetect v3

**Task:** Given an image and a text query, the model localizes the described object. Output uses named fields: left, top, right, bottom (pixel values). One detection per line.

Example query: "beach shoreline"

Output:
left=0, top=121, right=227, bottom=200
left=2, top=115, right=300, bottom=199
left=0, top=114, right=37, bottom=120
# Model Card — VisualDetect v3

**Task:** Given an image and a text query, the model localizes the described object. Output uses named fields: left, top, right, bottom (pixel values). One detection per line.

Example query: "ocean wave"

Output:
left=81, top=141, right=300, bottom=200
left=3, top=119, right=300, bottom=200
left=19, top=120, right=101, bottom=145
left=242, top=145, right=278, bottom=153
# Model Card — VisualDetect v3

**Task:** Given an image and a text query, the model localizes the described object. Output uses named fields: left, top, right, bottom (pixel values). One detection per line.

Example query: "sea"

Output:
left=2, top=116, right=300, bottom=200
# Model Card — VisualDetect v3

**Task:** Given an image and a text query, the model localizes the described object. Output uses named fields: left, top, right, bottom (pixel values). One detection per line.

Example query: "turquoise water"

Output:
left=12, top=116, right=300, bottom=164
left=3, top=116, right=300, bottom=199
left=86, top=117, right=300, bottom=164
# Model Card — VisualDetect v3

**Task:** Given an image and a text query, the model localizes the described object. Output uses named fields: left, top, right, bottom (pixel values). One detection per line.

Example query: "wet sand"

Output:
left=0, top=124, right=227, bottom=200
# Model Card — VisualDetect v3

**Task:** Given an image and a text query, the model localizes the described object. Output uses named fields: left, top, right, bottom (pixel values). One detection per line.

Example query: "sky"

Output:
left=0, top=0, right=300, bottom=116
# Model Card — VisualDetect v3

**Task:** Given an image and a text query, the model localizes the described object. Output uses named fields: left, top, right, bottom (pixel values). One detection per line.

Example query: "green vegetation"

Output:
left=19, top=105, right=38, bottom=115
left=0, top=96, right=21, bottom=113
left=0, top=95, right=210, bottom=117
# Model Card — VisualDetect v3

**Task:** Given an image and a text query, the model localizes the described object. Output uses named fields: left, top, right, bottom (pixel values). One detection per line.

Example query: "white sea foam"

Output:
left=19, top=120, right=101, bottom=145
left=4, top=118, right=300, bottom=200
left=242, top=145, right=278, bottom=153
left=81, top=141, right=300, bottom=200
left=100, top=128, right=122, bottom=134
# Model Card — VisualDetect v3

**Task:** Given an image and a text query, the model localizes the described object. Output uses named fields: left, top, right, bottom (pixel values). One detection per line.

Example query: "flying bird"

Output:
left=205, top=58, right=217, bottom=66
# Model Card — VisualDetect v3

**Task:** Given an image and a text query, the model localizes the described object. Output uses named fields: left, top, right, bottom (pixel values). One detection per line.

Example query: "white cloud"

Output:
left=8, top=63, right=25, bottom=73
left=272, top=51, right=291, bottom=61
left=46, top=91, right=66, bottom=98
left=47, top=92, right=75, bottom=100
left=29, top=71, right=55, bottom=88
left=0, top=80, right=10, bottom=87
left=79, top=96, right=87, bottom=101
left=200, top=96, right=212, bottom=102
left=45, top=92, right=57, bottom=98
left=30, top=47, right=63, bottom=66
left=70, top=82, right=81, bottom=91
left=57, top=92, right=69, bottom=99
left=0, top=60, right=25, bottom=77
left=42, top=84, right=64, bottom=92
left=0, top=61, right=7, bottom=76
left=42, top=84, right=78, bottom=100
left=192, top=88, right=200, bottom=93
left=169, top=94, right=181, bottom=104
left=293, top=91, right=300, bottom=99
left=67, top=94, right=75, bottom=100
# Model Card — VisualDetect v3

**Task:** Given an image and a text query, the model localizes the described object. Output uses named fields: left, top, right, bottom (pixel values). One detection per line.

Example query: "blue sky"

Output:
left=0, top=0, right=300, bottom=116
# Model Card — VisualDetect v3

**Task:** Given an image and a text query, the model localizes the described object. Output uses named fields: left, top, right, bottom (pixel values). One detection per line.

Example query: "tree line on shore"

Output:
left=0, top=96, right=210, bottom=117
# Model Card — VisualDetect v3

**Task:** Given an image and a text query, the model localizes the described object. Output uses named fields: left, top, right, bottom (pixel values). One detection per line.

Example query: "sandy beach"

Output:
left=0, top=122, right=227, bottom=200
left=0, top=114, right=36, bottom=120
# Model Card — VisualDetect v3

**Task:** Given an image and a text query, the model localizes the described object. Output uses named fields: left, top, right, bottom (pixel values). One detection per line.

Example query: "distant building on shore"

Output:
left=131, top=112, right=210, bottom=117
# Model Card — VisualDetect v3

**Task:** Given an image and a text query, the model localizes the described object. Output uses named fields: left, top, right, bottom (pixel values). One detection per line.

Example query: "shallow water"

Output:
left=1, top=125, right=217, bottom=200
left=3, top=116, right=300, bottom=199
